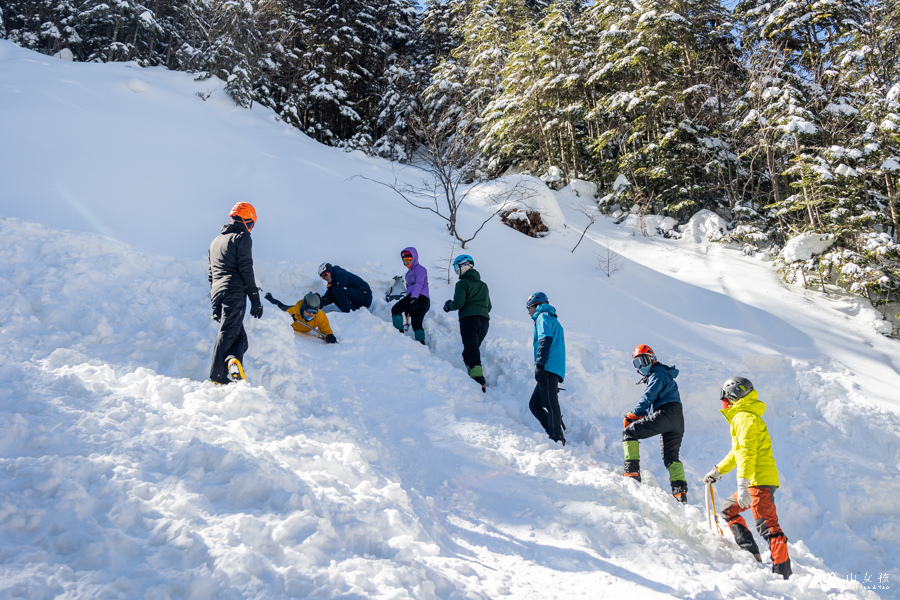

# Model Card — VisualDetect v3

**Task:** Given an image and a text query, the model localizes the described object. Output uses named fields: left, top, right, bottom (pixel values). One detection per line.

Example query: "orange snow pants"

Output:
left=720, top=485, right=791, bottom=579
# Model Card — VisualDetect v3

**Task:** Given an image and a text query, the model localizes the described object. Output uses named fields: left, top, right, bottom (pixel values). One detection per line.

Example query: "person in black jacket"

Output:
left=318, top=263, right=372, bottom=312
left=208, top=202, right=263, bottom=384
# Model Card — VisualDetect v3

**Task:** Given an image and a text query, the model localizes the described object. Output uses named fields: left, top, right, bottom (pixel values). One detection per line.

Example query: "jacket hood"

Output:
left=650, top=363, right=678, bottom=378
left=221, top=221, right=248, bottom=235
left=402, top=247, right=419, bottom=266
left=531, top=303, right=557, bottom=321
left=460, top=268, right=481, bottom=281
left=721, top=389, right=765, bottom=421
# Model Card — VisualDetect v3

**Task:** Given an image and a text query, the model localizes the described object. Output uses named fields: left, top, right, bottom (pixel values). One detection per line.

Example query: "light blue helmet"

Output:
left=452, top=254, right=474, bottom=273
left=526, top=292, right=548, bottom=308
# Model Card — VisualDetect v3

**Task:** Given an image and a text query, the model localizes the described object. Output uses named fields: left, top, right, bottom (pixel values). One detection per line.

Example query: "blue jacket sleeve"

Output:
left=536, top=336, right=553, bottom=367
left=632, top=372, right=667, bottom=416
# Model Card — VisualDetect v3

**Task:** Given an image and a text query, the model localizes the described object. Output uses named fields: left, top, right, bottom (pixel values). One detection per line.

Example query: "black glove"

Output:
left=249, top=292, right=263, bottom=319
left=325, top=334, right=337, bottom=344
left=443, top=300, right=451, bottom=313
left=212, top=312, right=221, bottom=322
left=534, top=364, right=544, bottom=378
left=264, top=293, right=290, bottom=311
left=409, top=297, right=418, bottom=312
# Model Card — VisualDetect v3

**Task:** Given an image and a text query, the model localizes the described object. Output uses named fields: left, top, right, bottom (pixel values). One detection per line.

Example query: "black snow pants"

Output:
left=622, top=401, right=686, bottom=496
left=458, top=315, right=489, bottom=383
left=529, top=368, right=565, bottom=443
left=210, top=291, right=248, bottom=384
left=331, top=286, right=372, bottom=312
left=391, top=295, right=431, bottom=332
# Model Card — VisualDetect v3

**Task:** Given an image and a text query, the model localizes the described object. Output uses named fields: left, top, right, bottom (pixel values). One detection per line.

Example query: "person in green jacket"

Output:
left=703, top=376, right=791, bottom=580
left=442, top=254, right=491, bottom=392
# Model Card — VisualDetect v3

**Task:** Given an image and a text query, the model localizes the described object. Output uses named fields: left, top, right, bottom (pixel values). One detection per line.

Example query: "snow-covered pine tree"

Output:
left=174, top=0, right=282, bottom=107
left=1, top=0, right=83, bottom=56
left=479, top=3, right=586, bottom=180
left=830, top=0, right=900, bottom=240
left=581, top=0, right=741, bottom=217
left=250, top=0, right=307, bottom=116
left=423, top=0, right=535, bottom=176
left=74, top=0, right=164, bottom=64
left=782, top=0, right=900, bottom=305
left=371, top=0, right=422, bottom=161
left=728, top=49, right=818, bottom=235
left=292, top=0, right=379, bottom=144
left=421, top=0, right=463, bottom=68
left=734, top=0, right=876, bottom=239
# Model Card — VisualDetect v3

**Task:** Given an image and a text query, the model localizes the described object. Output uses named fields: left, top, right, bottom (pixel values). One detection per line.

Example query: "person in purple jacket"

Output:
left=391, top=247, right=430, bottom=344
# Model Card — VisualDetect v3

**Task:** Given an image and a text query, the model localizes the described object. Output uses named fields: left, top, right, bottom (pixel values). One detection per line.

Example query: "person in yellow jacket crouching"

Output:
left=703, top=376, right=791, bottom=580
left=265, top=291, right=338, bottom=343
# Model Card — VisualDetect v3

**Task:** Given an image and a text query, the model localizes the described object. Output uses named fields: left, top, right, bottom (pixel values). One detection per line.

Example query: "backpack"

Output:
left=385, top=275, right=406, bottom=302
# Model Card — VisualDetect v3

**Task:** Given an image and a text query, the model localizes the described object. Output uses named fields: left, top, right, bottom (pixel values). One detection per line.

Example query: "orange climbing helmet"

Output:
left=632, top=344, right=656, bottom=372
left=229, top=202, right=257, bottom=231
left=632, top=344, right=655, bottom=360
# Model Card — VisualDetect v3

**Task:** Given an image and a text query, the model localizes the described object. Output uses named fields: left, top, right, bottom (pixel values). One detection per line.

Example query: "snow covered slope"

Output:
left=1, top=40, right=897, bottom=599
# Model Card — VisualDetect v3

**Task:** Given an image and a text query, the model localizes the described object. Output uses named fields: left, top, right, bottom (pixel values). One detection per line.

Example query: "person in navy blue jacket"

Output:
left=527, top=293, right=566, bottom=445
left=318, top=262, right=372, bottom=312
left=623, top=344, right=688, bottom=503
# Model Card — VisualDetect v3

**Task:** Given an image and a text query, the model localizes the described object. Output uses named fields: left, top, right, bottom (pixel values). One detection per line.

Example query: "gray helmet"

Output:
left=303, top=292, right=321, bottom=310
left=318, top=262, right=332, bottom=277
left=722, top=376, right=754, bottom=401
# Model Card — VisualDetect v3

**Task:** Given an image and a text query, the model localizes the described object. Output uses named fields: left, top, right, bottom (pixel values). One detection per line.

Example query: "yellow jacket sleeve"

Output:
left=313, top=311, right=333, bottom=336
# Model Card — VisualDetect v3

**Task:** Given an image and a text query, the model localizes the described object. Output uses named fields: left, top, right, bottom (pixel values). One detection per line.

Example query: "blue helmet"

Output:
left=526, top=292, right=548, bottom=308
left=452, top=254, right=474, bottom=273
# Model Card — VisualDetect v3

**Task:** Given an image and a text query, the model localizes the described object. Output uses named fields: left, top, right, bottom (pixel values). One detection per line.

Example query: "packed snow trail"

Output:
left=0, top=217, right=888, bottom=599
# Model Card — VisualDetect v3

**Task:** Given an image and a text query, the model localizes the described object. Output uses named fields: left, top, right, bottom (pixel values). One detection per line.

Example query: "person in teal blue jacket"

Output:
left=527, top=293, right=566, bottom=445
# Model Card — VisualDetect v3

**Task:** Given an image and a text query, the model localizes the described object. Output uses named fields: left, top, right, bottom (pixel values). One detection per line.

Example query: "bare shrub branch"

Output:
left=596, top=235, right=626, bottom=278
left=571, top=203, right=598, bottom=253
left=354, top=104, right=537, bottom=248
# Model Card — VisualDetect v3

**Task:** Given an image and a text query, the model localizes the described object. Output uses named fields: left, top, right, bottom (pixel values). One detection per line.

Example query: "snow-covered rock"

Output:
left=677, top=209, right=729, bottom=242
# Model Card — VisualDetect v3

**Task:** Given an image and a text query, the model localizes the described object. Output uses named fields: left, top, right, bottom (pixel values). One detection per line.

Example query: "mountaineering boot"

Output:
left=753, top=554, right=762, bottom=563
left=227, top=357, right=246, bottom=382
left=770, top=534, right=792, bottom=580
left=414, top=329, right=426, bottom=345
left=392, top=314, right=405, bottom=333
left=668, top=462, right=688, bottom=503
left=468, top=366, right=487, bottom=392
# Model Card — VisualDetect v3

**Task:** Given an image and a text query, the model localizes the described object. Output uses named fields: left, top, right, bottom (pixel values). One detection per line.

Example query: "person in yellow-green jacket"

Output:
left=703, top=376, right=791, bottom=580
left=264, top=291, right=338, bottom=343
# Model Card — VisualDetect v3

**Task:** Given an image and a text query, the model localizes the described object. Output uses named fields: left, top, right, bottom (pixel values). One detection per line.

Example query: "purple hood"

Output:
left=403, top=247, right=429, bottom=299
